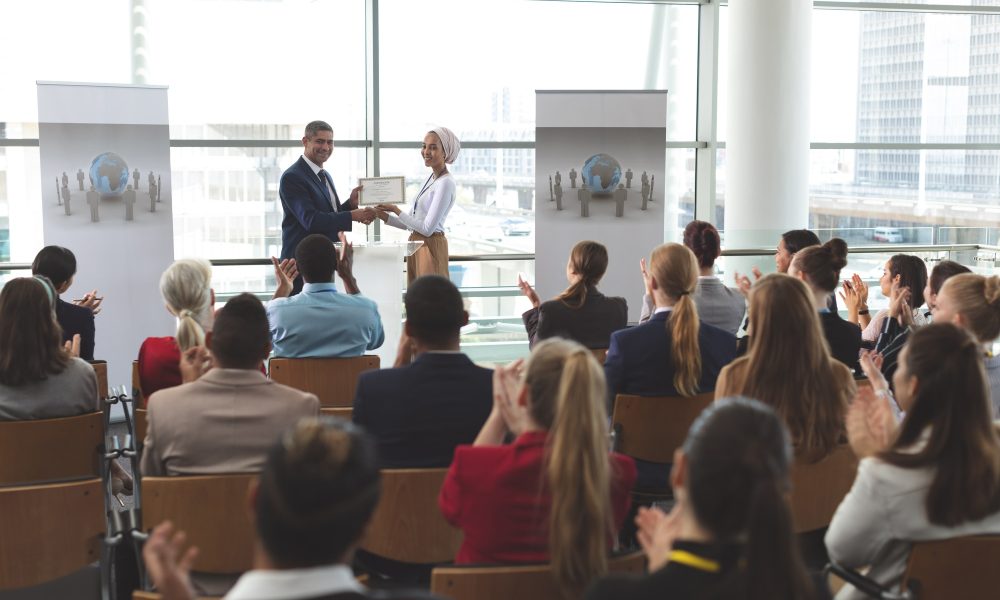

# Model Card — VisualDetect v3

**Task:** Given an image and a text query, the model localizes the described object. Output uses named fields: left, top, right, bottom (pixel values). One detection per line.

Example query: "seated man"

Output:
left=142, top=418, right=438, bottom=600
left=353, top=275, right=492, bottom=468
left=31, top=245, right=102, bottom=360
left=141, top=293, right=320, bottom=477
left=267, top=234, right=384, bottom=358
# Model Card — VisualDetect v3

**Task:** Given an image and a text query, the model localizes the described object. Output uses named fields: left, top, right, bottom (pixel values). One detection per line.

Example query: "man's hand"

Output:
left=271, top=257, right=297, bottom=299
left=347, top=184, right=363, bottom=210
left=73, top=290, right=104, bottom=316
left=179, top=346, right=212, bottom=383
left=142, top=521, right=198, bottom=600
left=351, top=207, right=376, bottom=225
left=393, top=330, right=415, bottom=368
left=336, top=239, right=361, bottom=295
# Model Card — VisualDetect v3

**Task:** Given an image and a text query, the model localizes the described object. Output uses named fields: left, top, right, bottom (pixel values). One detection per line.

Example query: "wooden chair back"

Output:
left=789, top=445, right=859, bottom=533
left=0, top=412, right=103, bottom=485
left=0, top=479, right=105, bottom=590
left=430, top=551, right=645, bottom=600
left=321, top=406, right=353, bottom=421
left=135, top=408, right=149, bottom=447
left=89, top=360, right=108, bottom=399
left=141, top=474, right=256, bottom=574
left=269, top=356, right=380, bottom=408
left=590, top=348, right=608, bottom=364
left=901, top=535, right=1000, bottom=599
left=132, top=360, right=144, bottom=407
left=361, top=468, right=461, bottom=564
left=611, top=392, right=714, bottom=463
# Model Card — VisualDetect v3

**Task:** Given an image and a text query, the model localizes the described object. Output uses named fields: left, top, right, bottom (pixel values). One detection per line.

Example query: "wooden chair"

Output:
left=899, top=535, right=1000, bottom=599
left=89, top=359, right=109, bottom=399
left=0, top=412, right=103, bottom=485
left=135, top=408, right=149, bottom=447
left=321, top=406, right=353, bottom=421
left=269, top=355, right=380, bottom=408
left=611, top=392, right=715, bottom=464
left=361, top=468, right=462, bottom=564
left=139, top=474, right=257, bottom=576
left=430, top=551, right=646, bottom=600
left=789, top=444, right=859, bottom=533
left=132, top=359, right=144, bottom=407
left=590, top=348, right=608, bottom=364
left=0, top=478, right=107, bottom=592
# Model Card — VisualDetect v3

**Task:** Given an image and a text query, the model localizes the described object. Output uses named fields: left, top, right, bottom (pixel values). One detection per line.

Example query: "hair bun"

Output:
left=823, top=238, right=849, bottom=270
left=984, top=276, right=1000, bottom=307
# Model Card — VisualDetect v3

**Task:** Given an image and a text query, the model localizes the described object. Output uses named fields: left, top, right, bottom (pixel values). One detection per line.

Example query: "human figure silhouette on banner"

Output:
left=625, top=168, right=633, bottom=189
left=149, top=181, right=158, bottom=212
left=569, top=168, right=577, bottom=189
left=133, top=168, right=141, bottom=191
left=76, top=169, right=85, bottom=191
left=615, top=183, right=627, bottom=217
left=87, top=186, right=100, bottom=223
left=124, top=184, right=136, bottom=221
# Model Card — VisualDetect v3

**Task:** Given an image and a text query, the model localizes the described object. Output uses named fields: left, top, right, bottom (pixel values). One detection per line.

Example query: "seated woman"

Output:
left=439, top=338, right=637, bottom=596
left=787, top=238, right=861, bottom=373
left=605, top=243, right=736, bottom=404
left=586, top=399, right=820, bottom=600
left=826, top=323, right=1000, bottom=600
left=841, top=253, right=928, bottom=343
left=639, top=221, right=746, bottom=335
left=716, top=274, right=854, bottom=463
left=138, top=258, right=215, bottom=403
left=518, top=240, right=627, bottom=349
left=0, top=276, right=98, bottom=420
left=929, top=273, right=1000, bottom=415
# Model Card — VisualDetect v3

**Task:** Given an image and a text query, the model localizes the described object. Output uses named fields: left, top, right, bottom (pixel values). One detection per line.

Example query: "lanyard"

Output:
left=413, top=174, right=436, bottom=214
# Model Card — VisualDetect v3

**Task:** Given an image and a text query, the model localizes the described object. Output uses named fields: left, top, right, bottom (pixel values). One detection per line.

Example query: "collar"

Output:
left=199, top=368, right=269, bottom=387
left=226, top=564, right=363, bottom=600
left=653, top=306, right=674, bottom=315
left=302, top=281, right=338, bottom=294
left=301, top=155, right=324, bottom=176
left=818, top=307, right=831, bottom=314
left=513, top=430, right=549, bottom=447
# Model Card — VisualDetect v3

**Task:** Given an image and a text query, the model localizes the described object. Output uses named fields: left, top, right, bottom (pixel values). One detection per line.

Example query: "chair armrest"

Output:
left=824, top=563, right=913, bottom=600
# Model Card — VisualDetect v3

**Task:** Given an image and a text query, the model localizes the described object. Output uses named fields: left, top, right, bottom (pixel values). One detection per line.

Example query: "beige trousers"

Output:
left=407, top=231, right=449, bottom=285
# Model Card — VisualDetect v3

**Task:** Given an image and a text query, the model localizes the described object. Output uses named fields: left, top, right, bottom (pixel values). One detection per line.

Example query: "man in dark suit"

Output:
left=353, top=275, right=492, bottom=469
left=279, top=120, right=376, bottom=293
left=31, top=246, right=101, bottom=361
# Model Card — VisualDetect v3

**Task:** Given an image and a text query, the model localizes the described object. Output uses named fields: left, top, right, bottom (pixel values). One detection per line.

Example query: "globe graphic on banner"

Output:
left=581, top=153, right=622, bottom=194
left=89, top=152, right=130, bottom=197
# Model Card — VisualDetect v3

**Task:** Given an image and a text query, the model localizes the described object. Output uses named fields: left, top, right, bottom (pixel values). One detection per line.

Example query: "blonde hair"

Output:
left=942, top=274, right=1000, bottom=343
left=159, top=258, right=213, bottom=351
left=525, top=338, right=613, bottom=596
left=649, top=243, right=701, bottom=396
left=742, top=274, right=847, bottom=461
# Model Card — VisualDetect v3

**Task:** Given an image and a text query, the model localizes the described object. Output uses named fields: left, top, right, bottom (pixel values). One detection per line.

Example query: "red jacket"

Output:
left=439, top=430, right=637, bottom=564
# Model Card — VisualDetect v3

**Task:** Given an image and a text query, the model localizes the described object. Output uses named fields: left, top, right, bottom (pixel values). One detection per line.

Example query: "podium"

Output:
left=335, top=241, right=421, bottom=367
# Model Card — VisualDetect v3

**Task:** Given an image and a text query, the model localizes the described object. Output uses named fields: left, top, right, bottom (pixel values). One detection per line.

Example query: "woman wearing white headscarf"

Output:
left=376, top=126, right=460, bottom=284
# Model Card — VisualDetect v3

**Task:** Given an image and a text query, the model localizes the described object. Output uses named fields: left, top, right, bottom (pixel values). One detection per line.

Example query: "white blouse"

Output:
left=385, top=173, right=456, bottom=237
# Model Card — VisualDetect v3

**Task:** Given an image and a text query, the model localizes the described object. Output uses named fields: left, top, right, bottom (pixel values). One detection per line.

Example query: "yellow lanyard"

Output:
left=667, top=550, right=721, bottom=573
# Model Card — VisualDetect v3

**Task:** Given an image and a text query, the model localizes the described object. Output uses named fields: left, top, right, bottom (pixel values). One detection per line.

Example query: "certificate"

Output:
left=358, top=176, right=405, bottom=206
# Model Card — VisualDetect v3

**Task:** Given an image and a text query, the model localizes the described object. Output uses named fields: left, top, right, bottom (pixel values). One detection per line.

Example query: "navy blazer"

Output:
left=604, top=311, right=737, bottom=408
left=522, top=287, right=628, bottom=349
left=56, top=298, right=95, bottom=361
left=279, top=156, right=353, bottom=260
left=352, top=352, right=493, bottom=469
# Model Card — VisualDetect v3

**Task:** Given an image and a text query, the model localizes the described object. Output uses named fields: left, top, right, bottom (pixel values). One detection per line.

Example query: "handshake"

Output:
left=349, top=204, right=404, bottom=226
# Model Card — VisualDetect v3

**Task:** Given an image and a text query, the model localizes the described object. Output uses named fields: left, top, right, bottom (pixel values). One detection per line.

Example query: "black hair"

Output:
left=929, top=260, right=971, bottom=296
left=793, top=238, right=849, bottom=292
left=256, top=417, right=381, bottom=568
left=888, top=254, right=928, bottom=308
left=210, top=293, right=270, bottom=369
left=404, top=275, right=465, bottom=347
left=781, top=229, right=822, bottom=255
left=31, top=246, right=77, bottom=289
left=295, top=234, right=337, bottom=283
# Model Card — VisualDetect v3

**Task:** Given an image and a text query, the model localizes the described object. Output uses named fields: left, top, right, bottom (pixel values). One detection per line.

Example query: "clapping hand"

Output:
left=733, top=267, right=762, bottom=298
left=636, top=504, right=683, bottom=573
left=179, top=346, right=212, bottom=383
left=73, top=290, right=104, bottom=315
left=640, top=258, right=654, bottom=298
left=887, top=279, right=913, bottom=326
left=517, top=274, right=541, bottom=309
left=142, top=521, right=198, bottom=600
left=493, top=359, right=529, bottom=435
left=63, top=334, right=81, bottom=357
left=847, top=384, right=897, bottom=458
left=271, top=257, right=297, bottom=299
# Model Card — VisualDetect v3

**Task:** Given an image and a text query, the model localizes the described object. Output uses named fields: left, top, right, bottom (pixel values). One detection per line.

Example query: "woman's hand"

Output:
left=142, top=521, right=198, bottom=600
left=63, top=334, right=81, bottom=357
left=494, top=360, right=528, bottom=435
left=733, top=267, right=761, bottom=299
left=517, top=274, right=541, bottom=309
left=271, top=257, right=297, bottom=299
left=640, top=258, right=654, bottom=298
left=179, top=346, right=212, bottom=383
left=636, top=504, right=683, bottom=573
left=374, top=208, right=391, bottom=223
left=847, top=385, right=896, bottom=458
left=376, top=203, right=401, bottom=216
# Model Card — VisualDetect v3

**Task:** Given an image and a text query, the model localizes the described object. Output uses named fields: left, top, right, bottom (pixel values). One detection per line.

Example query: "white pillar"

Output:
left=725, top=0, right=812, bottom=272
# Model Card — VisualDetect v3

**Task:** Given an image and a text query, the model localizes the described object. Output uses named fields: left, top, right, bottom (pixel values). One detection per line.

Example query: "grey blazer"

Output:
left=140, top=368, right=319, bottom=477
left=0, top=358, right=99, bottom=421
left=638, top=277, right=746, bottom=335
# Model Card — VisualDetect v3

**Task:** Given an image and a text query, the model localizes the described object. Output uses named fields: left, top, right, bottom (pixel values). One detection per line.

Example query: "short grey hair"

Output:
left=304, top=120, right=333, bottom=138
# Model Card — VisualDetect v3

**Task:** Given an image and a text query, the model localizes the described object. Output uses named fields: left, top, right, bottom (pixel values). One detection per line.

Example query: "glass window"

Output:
left=378, top=0, right=698, bottom=142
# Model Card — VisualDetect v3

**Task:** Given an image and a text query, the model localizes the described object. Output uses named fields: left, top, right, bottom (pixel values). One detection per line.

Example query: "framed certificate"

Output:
left=358, top=176, right=405, bottom=206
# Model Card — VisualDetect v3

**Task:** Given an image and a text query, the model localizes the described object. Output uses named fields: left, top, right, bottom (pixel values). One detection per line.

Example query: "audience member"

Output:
left=267, top=234, right=384, bottom=358
left=841, top=254, right=927, bottom=342
left=0, top=276, right=97, bottom=420
left=929, top=273, right=1000, bottom=415
left=353, top=275, right=491, bottom=468
left=518, top=241, right=627, bottom=349
left=586, top=399, right=820, bottom=600
left=138, top=258, right=215, bottom=403
left=826, top=324, right=1000, bottom=599
left=787, top=238, right=861, bottom=373
left=142, top=418, right=439, bottom=600
left=141, top=293, right=319, bottom=477
left=716, top=274, right=854, bottom=462
left=639, top=221, right=745, bottom=335
left=439, top=338, right=636, bottom=596
left=735, top=228, right=837, bottom=313
left=873, top=260, right=970, bottom=384
left=31, top=245, right=102, bottom=361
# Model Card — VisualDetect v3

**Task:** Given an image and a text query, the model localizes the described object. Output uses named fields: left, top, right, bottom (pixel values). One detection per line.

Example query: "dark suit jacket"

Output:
left=820, top=311, right=862, bottom=374
left=522, top=287, right=628, bottom=349
left=352, top=352, right=493, bottom=468
left=279, top=156, right=353, bottom=260
left=604, top=312, right=737, bottom=407
left=56, top=297, right=95, bottom=361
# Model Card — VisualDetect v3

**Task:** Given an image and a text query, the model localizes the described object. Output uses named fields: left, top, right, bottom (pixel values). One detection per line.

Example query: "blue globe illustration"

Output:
left=88, top=152, right=130, bottom=197
left=581, top=153, right=622, bottom=194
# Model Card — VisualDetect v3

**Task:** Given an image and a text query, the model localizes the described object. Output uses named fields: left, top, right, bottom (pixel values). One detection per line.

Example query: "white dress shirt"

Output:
left=225, top=564, right=363, bottom=600
left=386, top=173, right=456, bottom=236
left=302, top=154, right=338, bottom=210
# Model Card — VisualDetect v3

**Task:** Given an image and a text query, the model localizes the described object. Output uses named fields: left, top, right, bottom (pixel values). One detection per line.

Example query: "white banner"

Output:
left=37, top=82, right=175, bottom=395
left=535, top=91, right=668, bottom=322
